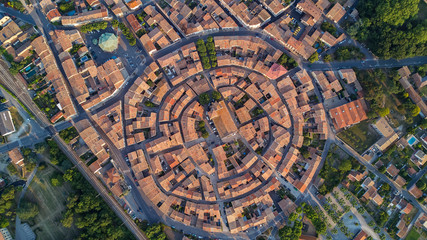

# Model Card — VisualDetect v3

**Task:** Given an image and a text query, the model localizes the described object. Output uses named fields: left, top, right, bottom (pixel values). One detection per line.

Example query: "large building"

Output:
left=208, top=101, right=238, bottom=138
left=329, top=99, right=368, bottom=130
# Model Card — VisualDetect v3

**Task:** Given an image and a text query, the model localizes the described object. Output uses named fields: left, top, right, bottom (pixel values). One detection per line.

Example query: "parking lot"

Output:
left=82, top=26, right=145, bottom=73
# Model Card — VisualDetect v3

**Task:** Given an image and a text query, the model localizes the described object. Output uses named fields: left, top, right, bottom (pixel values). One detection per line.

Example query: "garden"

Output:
left=337, top=120, right=381, bottom=154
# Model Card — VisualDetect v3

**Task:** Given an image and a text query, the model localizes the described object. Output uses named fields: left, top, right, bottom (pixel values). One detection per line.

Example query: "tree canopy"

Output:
left=17, top=201, right=39, bottom=220
left=374, top=0, right=420, bottom=26
left=355, top=0, right=426, bottom=59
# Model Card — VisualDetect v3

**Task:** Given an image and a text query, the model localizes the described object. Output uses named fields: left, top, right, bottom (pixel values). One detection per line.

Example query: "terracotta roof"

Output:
left=329, top=99, right=368, bottom=129
left=326, top=3, right=346, bottom=23
left=46, top=8, right=61, bottom=22
left=266, top=63, right=287, bottom=79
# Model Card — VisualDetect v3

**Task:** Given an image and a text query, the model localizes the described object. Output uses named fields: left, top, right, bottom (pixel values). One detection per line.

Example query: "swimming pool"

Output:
left=408, top=136, right=418, bottom=146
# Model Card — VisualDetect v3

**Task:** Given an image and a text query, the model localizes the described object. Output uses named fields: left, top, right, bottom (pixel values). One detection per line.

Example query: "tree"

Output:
left=17, top=201, right=39, bottom=220
left=289, top=212, right=298, bottom=221
left=61, top=210, right=74, bottom=228
left=111, top=19, right=119, bottom=29
left=198, top=93, right=211, bottom=105
left=308, top=52, right=319, bottom=63
left=378, top=165, right=386, bottom=174
left=411, top=105, right=421, bottom=116
left=7, top=164, right=18, bottom=176
left=416, top=180, right=426, bottom=191
left=338, top=159, right=352, bottom=172
left=212, top=91, right=221, bottom=101
left=375, top=0, right=420, bottom=26
left=35, top=142, right=48, bottom=154
left=378, top=107, right=390, bottom=117
left=51, top=173, right=63, bottom=186
left=323, top=54, right=332, bottom=62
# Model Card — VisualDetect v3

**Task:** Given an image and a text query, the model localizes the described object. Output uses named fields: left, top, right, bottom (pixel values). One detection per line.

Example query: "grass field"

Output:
left=337, top=120, right=381, bottom=154
left=406, top=228, right=421, bottom=240
left=25, top=165, right=79, bottom=240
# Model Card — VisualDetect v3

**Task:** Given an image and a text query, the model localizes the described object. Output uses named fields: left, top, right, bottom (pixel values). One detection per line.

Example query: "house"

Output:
left=414, top=150, right=427, bottom=165
left=372, top=117, right=399, bottom=152
left=126, top=0, right=142, bottom=10
left=394, top=175, right=406, bottom=188
left=0, top=20, right=22, bottom=47
left=0, top=109, right=15, bottom=136
left=326, top=3, right=346, bottom=23
left=266, top=63, right=287, bottom=80
left=46, top=8, right=61, bottom=22
left=386, top=164, right=399, bottom=178
left=347, top=170, right=366, bottom=182
left=397, top=199, right=413, bottom=214
left=296, top=0, right=322, bottom=26
left=362, top=185, right=383, bottom=206
left=329, top=99, right=368, bottom=129
left=8, top=148, right=25, bottom=177
left=338, top=69, right=357, bottom=84
left=361, top=177, right=374, bottom=189
left=412, top=73, right=427, bottom=89
left=396, top=216, right=409, bottom=239
left=408, top=185, right=423, bottom=199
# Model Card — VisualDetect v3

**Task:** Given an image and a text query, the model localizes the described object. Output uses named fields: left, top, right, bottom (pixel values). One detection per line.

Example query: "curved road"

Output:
left=1, top=3, right=427, bottom=240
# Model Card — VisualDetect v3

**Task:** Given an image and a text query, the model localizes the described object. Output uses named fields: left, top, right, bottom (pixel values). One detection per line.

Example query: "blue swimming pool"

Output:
left=408, top=136, right=417, bottom=145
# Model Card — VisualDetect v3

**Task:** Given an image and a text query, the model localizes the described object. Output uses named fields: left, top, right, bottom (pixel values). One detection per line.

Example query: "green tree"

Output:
left=17, top=201, right=39, bottom=220
left=378, top=107, right=390, bottom=117
left=375, top=0, right=420, bottom=26
left=198, top=93, right=211, bottom=105
left=323, top=54, right=332, bottom=62
left=212, top=91, right=221, bottom=101
left=61, top=210, right=74, bottom=228
left=289, top=212, right=298, bottom=221
left=411, top=105, right=421, bottom=116
left=338, top=159, right=352, bottom=172
left=416, top=180, right=426, bottom=191
left=111, top=19, right=119, bottom=29
left=308, top=52, right=319, bottom=63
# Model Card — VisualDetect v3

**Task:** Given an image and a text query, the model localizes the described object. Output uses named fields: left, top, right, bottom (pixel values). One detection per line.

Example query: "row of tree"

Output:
left=196, top=37, right=217, bottom=69
left=118, top=22, right=137, bottom=46
left=80, top=21, right=108, bottom=33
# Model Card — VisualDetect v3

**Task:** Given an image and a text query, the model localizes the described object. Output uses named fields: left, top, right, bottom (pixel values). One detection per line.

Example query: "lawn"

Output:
left=337, top=120, right=381, bottom=154
left=405, top=228, right=420, bottom=240
left=9, top=106, right=24, bottom=129
left=25, top=164, right=79, bottom=240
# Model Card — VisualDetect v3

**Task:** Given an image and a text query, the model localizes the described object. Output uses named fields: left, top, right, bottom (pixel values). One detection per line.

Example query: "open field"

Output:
left=406, top=228, right=421, bottom=240
left=25, top=164, right=79, bottom=240
left=337, top=120, right=381, bottom=154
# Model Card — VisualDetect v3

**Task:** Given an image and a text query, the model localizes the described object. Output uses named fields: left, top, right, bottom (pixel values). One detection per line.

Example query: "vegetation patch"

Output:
left=59, top=126, right=79, bottom=144
left=333, top=46, right=364, bottom=61
left=318, top=145, right=362, bottom=195
left=337, top=120, right=381, bottom=154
